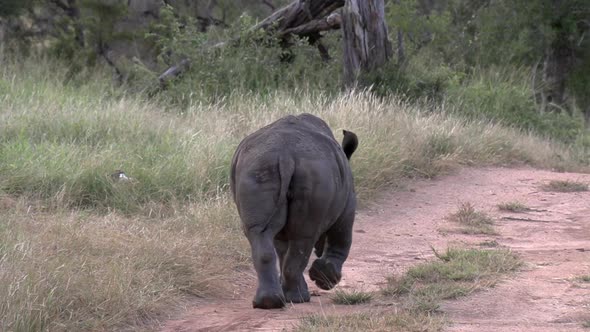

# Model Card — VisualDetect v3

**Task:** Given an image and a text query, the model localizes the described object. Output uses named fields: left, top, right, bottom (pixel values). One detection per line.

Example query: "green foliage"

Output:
left=362, top=55, right=457, bottom=103
left=0, top=0, right=34, bottom=17
left=381, top=0, right=590, bottom=143
left=49, top=0, right=130, bottom=73
left=143, top=8, right=341, bottom=105
left=369, top=59, right=586, bottom=143
left=568, top=48, right=590, bottom=115
left=445, top=67, right=586, bottom=143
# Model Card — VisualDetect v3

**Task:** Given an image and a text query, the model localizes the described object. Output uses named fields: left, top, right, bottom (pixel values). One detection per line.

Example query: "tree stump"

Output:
left=342, top=0, right=392, bottom=87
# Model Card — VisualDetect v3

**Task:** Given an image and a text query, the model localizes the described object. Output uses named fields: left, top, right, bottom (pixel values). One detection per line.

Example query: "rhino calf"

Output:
left=230, top=113, right=358, bottom=309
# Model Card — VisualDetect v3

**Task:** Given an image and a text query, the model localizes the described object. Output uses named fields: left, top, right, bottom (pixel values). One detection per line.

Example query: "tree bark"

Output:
left=397, top=28, right=405, bottom=65
left=342, top=0, right=392, bottom=87
left=541, top=32, right=574, bottom=114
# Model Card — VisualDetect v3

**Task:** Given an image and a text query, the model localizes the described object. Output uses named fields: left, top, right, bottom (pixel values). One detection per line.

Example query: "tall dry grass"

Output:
left=0, top=196, right=249, bottom=331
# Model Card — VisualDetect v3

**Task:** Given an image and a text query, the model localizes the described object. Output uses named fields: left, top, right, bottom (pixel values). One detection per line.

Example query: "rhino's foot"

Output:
left=252, top=288, right=285, bottom=309
left=283, top=288, right=310, bottom=303
left=309, top=258, right=341, bottom=290
left=283, top=281, right=310, bottom=304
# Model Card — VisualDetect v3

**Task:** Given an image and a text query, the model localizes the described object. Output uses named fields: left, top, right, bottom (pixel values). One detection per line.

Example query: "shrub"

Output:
left=142, top=9, right=342, bottom=106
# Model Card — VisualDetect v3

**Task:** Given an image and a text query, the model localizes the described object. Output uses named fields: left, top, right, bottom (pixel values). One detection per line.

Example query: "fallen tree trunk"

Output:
left=254, top=0, right=344, bottom=33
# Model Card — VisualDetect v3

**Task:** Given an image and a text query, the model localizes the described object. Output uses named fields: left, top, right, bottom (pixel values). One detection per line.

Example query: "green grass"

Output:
left=447, top=203, right=497, bottom=235
left=576, top=275, right=590, bottom=283
left=383, top=248, right=521, bottom=313
left=497, top=201, right=530, bottom=212
left=444, top=66, right=588, bottom=144
left=331, top=289, right=373, bottom=305
left=541, top=180, right=589, bottom=192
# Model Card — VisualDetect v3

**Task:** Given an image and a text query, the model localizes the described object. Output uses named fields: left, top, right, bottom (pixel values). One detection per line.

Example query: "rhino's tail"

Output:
left=342, top=130, right=358, bottom=160
left=260, top=155, right=294, bottom=233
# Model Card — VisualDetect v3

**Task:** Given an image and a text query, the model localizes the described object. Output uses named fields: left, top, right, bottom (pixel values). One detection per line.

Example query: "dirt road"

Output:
left=161, top=167, right=590, bottom=332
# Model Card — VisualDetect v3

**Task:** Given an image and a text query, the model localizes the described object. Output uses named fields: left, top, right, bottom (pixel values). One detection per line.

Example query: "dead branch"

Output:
left=501, top=216, right=554, bottom=223
left=262, top=0, right=276, bottom=11
left=279, top=12, right=341, bottom=36
left=158, top=58, right=190, bottom=85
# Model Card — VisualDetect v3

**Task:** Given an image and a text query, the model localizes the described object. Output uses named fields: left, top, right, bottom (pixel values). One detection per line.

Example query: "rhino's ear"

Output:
left=342, top=130, right=358, bottom=160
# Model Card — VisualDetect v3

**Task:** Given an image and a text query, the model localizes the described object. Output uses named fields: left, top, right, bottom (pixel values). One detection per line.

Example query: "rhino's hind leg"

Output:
left=314, top=233, right=327, bottom=258
left=274, top=237, right=288, bottom=272
left=281, top=238, right=314, bottom=303
left=309, top=258, right=341, bottom=290
left=309, top=203, right=355, bottom=290
left=248, top=230, right=286, bottom=309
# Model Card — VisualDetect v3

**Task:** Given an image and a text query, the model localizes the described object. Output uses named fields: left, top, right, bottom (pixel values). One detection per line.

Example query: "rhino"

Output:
left=230, top=113, right=358, bottom=309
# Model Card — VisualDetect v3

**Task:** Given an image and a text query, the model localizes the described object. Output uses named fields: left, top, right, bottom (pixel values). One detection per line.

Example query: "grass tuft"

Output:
left=479, top=240, right=500, bottom=247
left=383, top=248, right=521, bottom=313
left=497, top=201, right=530, bottom=212
left=331, top=289, right=373, bottom=305
left=447, top=203, right=496, bottom=235
left=541, top=180, right=589, bottom=192
left=576, top=275, right=590, bottom=283
left=296, top=311, right=444, bottom=332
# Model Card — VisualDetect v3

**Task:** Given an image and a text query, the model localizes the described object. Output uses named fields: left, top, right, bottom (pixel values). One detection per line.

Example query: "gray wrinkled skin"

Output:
left=230, top=113, right=358, bottom=309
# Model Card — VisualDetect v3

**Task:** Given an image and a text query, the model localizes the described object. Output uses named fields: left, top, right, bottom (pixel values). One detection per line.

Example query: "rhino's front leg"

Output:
left=247, top=231, right=285, bottom=309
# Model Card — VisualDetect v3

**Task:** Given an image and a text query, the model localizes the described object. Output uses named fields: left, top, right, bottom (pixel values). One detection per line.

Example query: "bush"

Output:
left=361, top=53, right=458, bottom=103
left=445, top=66, right=586, bottom=143
left=141, top=9, right=342, bottom=106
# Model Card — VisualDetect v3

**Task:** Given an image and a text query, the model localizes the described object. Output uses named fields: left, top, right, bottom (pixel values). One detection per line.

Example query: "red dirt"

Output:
left=160, top=167, right=590, bottom=332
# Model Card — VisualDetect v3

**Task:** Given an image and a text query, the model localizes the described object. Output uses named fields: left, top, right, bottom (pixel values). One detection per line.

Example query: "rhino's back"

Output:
left=238, top=114, right=341, bottom=159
